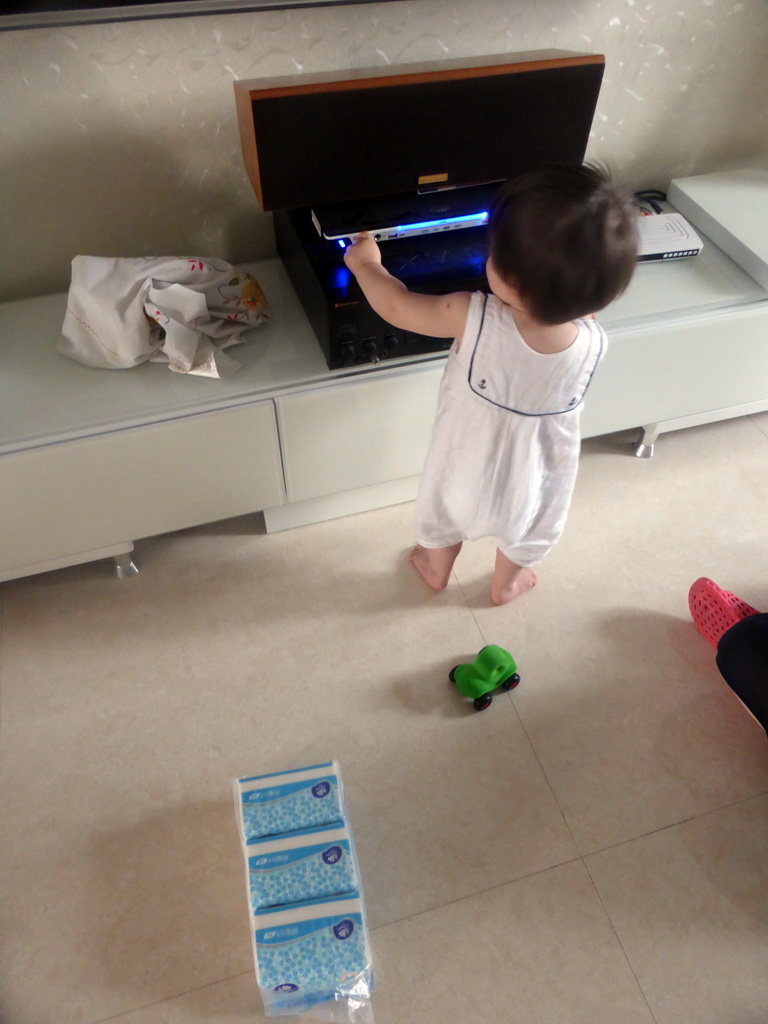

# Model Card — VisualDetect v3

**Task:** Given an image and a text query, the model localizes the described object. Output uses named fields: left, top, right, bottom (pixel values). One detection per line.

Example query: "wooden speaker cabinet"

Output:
left=234, top=50, right=605, bottom=211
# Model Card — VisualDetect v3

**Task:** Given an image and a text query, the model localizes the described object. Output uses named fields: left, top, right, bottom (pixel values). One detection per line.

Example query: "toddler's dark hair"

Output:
left=489, top=163, right=638, bottom=324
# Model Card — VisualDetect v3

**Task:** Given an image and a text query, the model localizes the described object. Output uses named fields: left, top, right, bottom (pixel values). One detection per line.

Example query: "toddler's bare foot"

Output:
left=409, top=546, right=450, bottom=592
left=491, top=567, right=538, bottom=606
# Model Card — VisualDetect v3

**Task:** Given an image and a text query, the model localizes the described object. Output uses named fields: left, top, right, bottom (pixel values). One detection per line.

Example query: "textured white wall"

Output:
left=1, top=0, right=767, bottom=300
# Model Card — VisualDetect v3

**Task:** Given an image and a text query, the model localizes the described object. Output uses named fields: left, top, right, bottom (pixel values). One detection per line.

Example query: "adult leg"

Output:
left=491, top=549, right=538, bottom=606
left=409, top=542, right=463, bottom=591
left=716, top=613, right=768, bottom=735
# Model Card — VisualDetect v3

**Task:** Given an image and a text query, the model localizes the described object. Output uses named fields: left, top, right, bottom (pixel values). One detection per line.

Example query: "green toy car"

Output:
left=449, top=644, right=520, bottom=711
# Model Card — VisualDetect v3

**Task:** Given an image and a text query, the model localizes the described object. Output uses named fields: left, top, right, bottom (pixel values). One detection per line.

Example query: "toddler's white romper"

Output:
left=414, top=291, right=607, bottom=567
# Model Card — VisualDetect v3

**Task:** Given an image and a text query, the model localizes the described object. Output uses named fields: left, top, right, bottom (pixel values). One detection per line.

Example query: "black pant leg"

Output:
left=716, top=613, right=768, bottom=735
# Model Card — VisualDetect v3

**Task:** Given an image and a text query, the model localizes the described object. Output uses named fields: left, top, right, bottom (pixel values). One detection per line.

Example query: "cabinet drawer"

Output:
left=276, top=366, right=443, bottom=503
left=0, top=402, right=284, bottom=572
left=583, top=304, right=768, bottom=437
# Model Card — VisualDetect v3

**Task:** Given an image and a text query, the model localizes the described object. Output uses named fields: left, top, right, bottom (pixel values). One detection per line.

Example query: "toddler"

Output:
left=343, top=164, right=638, bottom=604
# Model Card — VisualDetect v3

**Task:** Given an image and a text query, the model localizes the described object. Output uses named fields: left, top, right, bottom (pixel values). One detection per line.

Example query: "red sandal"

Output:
left=688, top=577, right=760, bottom=648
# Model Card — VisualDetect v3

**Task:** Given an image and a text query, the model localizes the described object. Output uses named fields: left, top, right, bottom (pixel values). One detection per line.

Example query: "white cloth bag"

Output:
left=58, top=255, right=269, bottom=378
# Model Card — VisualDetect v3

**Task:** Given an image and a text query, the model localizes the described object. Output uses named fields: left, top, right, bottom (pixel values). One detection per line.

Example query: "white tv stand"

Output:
left=2, top=172, right=768, bottom=583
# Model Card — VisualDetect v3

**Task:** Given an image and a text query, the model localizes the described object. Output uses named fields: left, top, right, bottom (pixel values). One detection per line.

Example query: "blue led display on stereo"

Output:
left=394, top=211, right=489, bottom=233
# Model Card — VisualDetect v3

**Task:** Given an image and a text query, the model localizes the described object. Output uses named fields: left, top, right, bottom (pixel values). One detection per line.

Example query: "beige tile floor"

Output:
left=2, top=414, right=768, bottom=1024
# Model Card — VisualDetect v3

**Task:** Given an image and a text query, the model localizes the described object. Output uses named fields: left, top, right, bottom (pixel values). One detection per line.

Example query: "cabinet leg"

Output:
left=113, top=553, right=139, bottom=579
left=634, top=424, right=659, bottom=459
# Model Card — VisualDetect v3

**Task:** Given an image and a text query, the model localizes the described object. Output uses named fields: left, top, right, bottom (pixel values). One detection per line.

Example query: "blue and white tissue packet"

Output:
left=253, top=891, right=373, bottom=1016
left=235, top=761, right=373, bottom=1018
left=236, top=761, right=345, bottom=842
left=246, top=823, right=358, bottom=910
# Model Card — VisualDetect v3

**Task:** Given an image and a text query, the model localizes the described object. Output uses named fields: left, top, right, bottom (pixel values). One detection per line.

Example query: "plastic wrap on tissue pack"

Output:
left=58, top=255, right=269, bottom=378
left=253, top=891, right=374, bottom=1017
left=246, top=822, right=359, bottom=911
left=235, top=761, right=346, bottom=843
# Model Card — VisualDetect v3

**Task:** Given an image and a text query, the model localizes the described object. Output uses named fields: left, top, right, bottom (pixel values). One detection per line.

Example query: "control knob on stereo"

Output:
left=364, top=339, right=380, bottom=364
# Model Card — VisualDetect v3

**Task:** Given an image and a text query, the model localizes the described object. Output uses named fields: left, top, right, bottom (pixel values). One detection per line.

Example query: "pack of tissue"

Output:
left=234, top=761, right=373, bottom=1019
left=235, top=761, right=345, bottom=843
left=253, top=891, right=373, bottom=1016
left=246, top=822, right=358, bottom=911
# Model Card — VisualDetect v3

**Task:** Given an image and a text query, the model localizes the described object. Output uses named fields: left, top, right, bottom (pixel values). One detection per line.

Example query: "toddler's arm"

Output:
left=344, top=232, right=471, bottom=342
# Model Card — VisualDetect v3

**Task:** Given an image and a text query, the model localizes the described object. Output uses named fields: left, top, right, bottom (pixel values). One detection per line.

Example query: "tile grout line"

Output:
left=472, top=670, right=768, bottom=1024
left=86, top=971, right=256, bottom=1024
left=503, top=694, right=663, bottom=1021
left=451, top=571, right=486, bottom=645
left=580, top=787, right=768, bottom=861
left=575, top=792, right=768, bottom=1024
left=37, top=767, right=768, bottom=1024
left=502, top=681, right=583, bottom=853
left=581, top=856, right=661, bottom=1024
left=82, top=775, right=768, bottom=1024
left=505, top=683, right=768, bottom=864
left=368, top=850, right=585, bottom=934
left=747, top=411, right=768, bottom=442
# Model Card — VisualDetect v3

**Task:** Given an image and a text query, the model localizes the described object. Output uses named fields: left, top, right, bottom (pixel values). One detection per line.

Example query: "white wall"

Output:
left=1, top=0, right=767, bottom=300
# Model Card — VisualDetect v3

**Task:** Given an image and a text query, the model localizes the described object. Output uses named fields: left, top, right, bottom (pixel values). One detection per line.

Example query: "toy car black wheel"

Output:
left=449, top=667, right=458, bottom=685
left=473, top=694, right=493, bottom=711
left=501, top=673, right=521, bottom=691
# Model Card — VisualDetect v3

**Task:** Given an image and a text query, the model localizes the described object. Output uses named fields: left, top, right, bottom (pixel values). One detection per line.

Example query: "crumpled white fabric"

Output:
left=58, top=255, right=269, bottom=378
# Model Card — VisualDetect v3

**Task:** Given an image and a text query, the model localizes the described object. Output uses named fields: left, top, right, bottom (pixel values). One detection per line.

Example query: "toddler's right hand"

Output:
left=343, top=231, right=382, bottom=275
